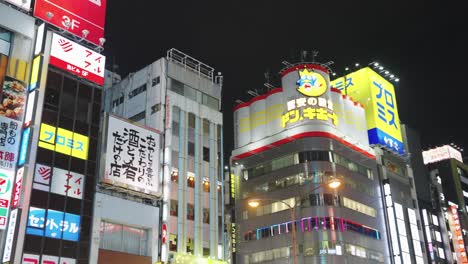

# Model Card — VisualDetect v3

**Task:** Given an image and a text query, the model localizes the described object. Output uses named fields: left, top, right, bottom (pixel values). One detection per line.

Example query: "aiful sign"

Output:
left=281, top=67, right=337, bottom=128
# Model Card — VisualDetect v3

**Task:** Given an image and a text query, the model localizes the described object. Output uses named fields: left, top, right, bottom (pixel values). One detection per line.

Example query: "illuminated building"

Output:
left=102, top=49, right=227, bottom=264
left=232, top=62, right=398, bottom=263
left=420, top=145, right=468, bottom=263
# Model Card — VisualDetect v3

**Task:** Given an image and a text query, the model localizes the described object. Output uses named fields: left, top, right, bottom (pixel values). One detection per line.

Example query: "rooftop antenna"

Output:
left=311, top=50, right=319, bottom=63
left=301, top=50, right=308, bottom=62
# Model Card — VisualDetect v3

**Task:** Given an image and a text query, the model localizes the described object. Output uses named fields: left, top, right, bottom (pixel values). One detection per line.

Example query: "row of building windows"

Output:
left=128, top=84, right=147, bottom=99
left=243, top=216, right=380, bottom=241
left=244, top=193, right=376, bottom=220
left=111, top=76, right=160, bottom=108
left=242, top=170, right=375, bottom=199
left=244, top=151, right=373, bottom=180
left=99, top=221, right=149, bottom=256
left=170, top=170, right=221, bottom=192
left=244, top=241, right=384, bottom=264
left=169, top=78, right=219, bottom=110
left=169, top=201, right=210, bottom=223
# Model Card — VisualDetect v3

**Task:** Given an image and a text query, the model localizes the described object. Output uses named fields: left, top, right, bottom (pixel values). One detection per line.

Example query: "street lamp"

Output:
left=248, top=176, right=342, bottom=264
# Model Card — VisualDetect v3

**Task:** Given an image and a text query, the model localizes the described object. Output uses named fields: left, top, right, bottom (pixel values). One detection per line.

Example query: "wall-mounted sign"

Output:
left=34, top=0, right=107, bottom=46
left=422, top=145, right=463, bottom=164
left=26, top=207, right=81, bottom=241
left=18, top=126, right=31, bottom=166
left=33, top=163, right=84, bottom=199
left=103, top=116, right=161, bottom=196
left=0, top=76, right=27, bottom=121
left=0, top=117, right=22, bottom=170
left=22, top=254, right=76, bottom=264
left=449, top=205, right=468, bottom=264
left=50, top=33, right=105, bottom=85
left=38, top=123, right=89, bottom=160
left=0, top=168, right=14, bottom=229
left=11, top=166, right=23, bottom=208
left=2, top=208, right=18, bottom=262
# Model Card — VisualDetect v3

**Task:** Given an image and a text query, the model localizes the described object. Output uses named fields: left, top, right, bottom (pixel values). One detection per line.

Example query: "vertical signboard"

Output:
left=11, top=166, right=24, bottom=208
left=32, top=164, right=84, bottom=199
left=449, top=205, right=468, bottom=264
left=2, top=208, right=18, bottom=262
left=103, top=115, right=161, bottom=196
left=0, top=168, right=14, bottom=229
left=33, top=0, right=107, bottom=46
left=49, top=33, right=106, bottom=85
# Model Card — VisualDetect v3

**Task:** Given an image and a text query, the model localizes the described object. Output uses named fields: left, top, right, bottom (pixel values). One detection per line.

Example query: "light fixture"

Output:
left=374, top=62, right=379, bottom=66
left=345, top=67, right=349, bottom=71
left=332, top=72, right=336, bottom=76
left=395, top=78, right=399, bottom=82
left=327, top=177, right=342, bottom=189
left=384, top=71, right=389, bottom=74
left=379, top=66, right=384, bottom=70
left=248, top=200, right=260, bottom=208
left=390, top=75, right=394, bottom=78
left=355, top=63, right=359, bottom=67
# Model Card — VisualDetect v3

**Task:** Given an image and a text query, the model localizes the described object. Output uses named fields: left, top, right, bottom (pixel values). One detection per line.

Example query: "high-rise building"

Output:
left=232, top=62, right=395, bottom=263
left=101, top=49, right=227, bottom=264
left=421, top=145, right=468, bottom=263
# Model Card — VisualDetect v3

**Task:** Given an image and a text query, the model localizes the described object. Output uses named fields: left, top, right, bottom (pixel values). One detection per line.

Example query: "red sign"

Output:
left=11, top=167, right=24, bottom=208
left=34, top=0, right=107, bottom=46
left=50, top=33, right=105, bottom=85
left=450, top=205, right=468, bottom=264
left=162, top=223, right=167, bottom=244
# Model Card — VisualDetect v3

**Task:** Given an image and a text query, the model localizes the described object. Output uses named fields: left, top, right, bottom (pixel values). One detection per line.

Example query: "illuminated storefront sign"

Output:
left=0, top=168, right=14, bottom=229
left=0, top=117, right=22, bottom=170
left=173, top=253, right=227, bottom=264
left=33, top=164, right=84, bottom=199
left=231, top=223, right=236, bottom=253
left=332, top=67, right=404, bottom=154
left=11, top=167, right=23, bottom=208
left=2, top=208, right=18, bottom=262
left=449, top=205, right=468, bottom=264
left=22, top=253, right=75, bottom=264
left=26, top=207, right=81, bottom=242
left=296, top=68, right=327, bottom=97
left=422, top=145, right=463, bottom=164
left=38, top=123, right=89, bottom=160
left=29, top=56, right=42, bottom=91
left=49, top=33, right=106, bottom=85
left=18, top=126, right=31, bottom=166
left=34, top=0, right=107, bottom=46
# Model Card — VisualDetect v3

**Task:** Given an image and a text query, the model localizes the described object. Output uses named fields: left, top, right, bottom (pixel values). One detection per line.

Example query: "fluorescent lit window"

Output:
left=432, top=215, right=439, bottom=226
left=435, top=231, right=442, bottom=242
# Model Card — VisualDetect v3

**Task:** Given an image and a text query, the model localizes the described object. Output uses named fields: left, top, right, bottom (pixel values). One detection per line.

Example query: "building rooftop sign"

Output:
left=422, top=145, right=463, bottom=164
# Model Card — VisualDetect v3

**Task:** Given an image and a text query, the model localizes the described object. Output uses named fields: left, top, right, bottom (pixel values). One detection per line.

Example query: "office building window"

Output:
left=151, top=76, right=160, bottom=86
left=99, top=221, right=148, bottom=256
left=129, top=111, right=145, bottom=122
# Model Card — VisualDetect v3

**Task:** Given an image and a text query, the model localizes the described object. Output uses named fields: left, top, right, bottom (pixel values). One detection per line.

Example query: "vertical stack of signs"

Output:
left=0, top=22, right=45, bottom=264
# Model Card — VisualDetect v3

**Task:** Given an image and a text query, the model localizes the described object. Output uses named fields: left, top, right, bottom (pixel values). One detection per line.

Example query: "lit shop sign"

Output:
left=33, top=164, right=84, bottom=199
left=282, top=68, right=337, bottom=127
left=26, top=207, right=81, bottom=242
left=22, top=254, right=75, bottom=264
left=11, top=167, right=24, bottom=208
left=38, top=123, right=89, bottom=160
left=422, top=145, right=463, bottom=164
left=103, top=116, right=161, bottom=196
left=29, top=56, right=42, bottom=91
left=34, top=0, right=107, bottom=46
left=162, top=223, right=167, bottom=244
left=50, top=33, right=106, bottom=85
left=18, top=126, right=31, bottom=166
left=0, top=118, right=22, bottom=170
left=231, top=223, right=236, bottom=253
left=332, top=67, right=404, bottom=155
left=449, top=205, right=468, bottom=264
left=2, top=209, right=18, bottom=262
left=4, top=0, right=31, bottom=10
left=0, top=169, right=14, bottom=229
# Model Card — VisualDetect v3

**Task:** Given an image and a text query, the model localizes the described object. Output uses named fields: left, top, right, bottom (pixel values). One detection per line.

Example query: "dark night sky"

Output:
left=103, top=0, right=468, bottom=157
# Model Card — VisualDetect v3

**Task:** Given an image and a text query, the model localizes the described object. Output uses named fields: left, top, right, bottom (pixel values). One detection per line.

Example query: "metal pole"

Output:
left=290, top=206, right=298, bottom=264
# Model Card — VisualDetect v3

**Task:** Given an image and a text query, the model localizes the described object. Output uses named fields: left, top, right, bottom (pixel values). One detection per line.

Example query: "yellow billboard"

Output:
left=331, top=67, right=404, bottom=154
left=38, top=123, right=89, bottom=160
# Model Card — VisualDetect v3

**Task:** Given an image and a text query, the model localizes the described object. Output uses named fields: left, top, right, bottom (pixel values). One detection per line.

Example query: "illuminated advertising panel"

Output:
left=22, top=254, right=76, bottom=264
left=26, top=207, right=81, bottom=241
left=18, top=126, right=31, bottom=166
left=2, top=208, right=17, bottom=262
left=103, top=115, right=161, bottom=196
left=332, top=67, right=404, bottom=154
left=0, top=117, right=22, bottom=171
left=11, top=166, right=23, bottom=208
left=50, top=33, right=106, bottom=85
left=34, top=0, right=107, bottom=46
left=422, top=145, right=463, bottom=164
left=0, top=168, right=14, bottom=229
left=1, top=76, right=27, bottom=121
left=33, top=163, right=84, bottom=199
left=38, top=123, right=89, bottom=160
left=4, top=0, right=31, bottom=11
left=449, top=205, right=468, bottom=264
left=29, top=56, right=42, bottom=91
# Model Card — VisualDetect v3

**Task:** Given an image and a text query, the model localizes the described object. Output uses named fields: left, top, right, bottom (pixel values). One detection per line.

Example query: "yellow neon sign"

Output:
left=38, top=123, right=89, bottom=160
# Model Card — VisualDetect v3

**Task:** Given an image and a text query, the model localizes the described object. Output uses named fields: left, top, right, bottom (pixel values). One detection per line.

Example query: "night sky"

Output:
left=103, top=0, right=468, bottom=157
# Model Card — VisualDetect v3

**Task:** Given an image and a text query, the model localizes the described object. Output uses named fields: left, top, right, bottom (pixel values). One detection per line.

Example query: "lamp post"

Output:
left=248, top=176, right=342, bottom=264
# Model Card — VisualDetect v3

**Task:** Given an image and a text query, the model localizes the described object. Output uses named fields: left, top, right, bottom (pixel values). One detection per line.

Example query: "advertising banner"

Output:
left=34, top=0, right=107, bottom=46
left=422, top=145, right=463, bottom=164
left=26, top=207, right=81, bottom=241
left=11, top=166, right=23, bottom=208
left=33, top=163, right=84, bottom=199
left=0, top=168, right=14, bottom=229
left=449, top=205, right=468, bottom=264
left=49, top=33, right=105, bottom=85
left=334, top=67, right=404, bottom=154
left=22, top=254, right=76, bottom=264
left=0, top=117, right=22, bottom=171
left=2, top=208, right=17, bottom=262
left=38, top=123, right=89, bottom=160
left=103, top=115, right=161, bottom=196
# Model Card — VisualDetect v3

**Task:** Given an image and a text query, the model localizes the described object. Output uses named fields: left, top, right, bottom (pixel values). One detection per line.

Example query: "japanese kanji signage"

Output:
left=332, top=67, right=404, bottom=155
left=49, top=33, right=105, bottom=85
left=34, top=0, right=107, bottom=47
left=33, top=164, right=84, bottom=199
left=103, top=115, right=161, bottom=196
left=22, top=253, right=76, bottom=264
left=38, top=123, right=89, bottom=160
left=26, top=207, right=81, bottom=241
left=449, top=205, right=468, bottom=264
left=0, top=117, right=22, bottom=171
left=422, top=145, right=463, bottom=164
left=0, top=168, right=14, bottom=229
left=2, top=208, right=17, bottom=262
left=11, top=166, right=23, bottom=208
